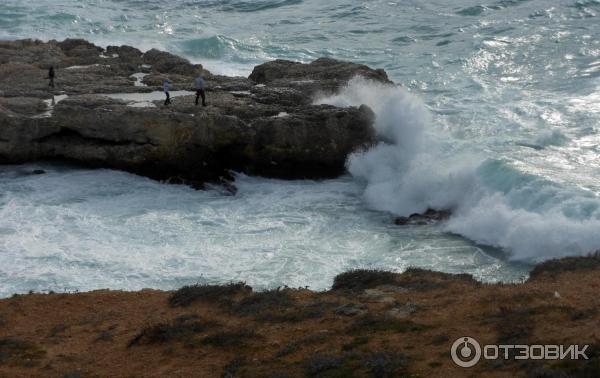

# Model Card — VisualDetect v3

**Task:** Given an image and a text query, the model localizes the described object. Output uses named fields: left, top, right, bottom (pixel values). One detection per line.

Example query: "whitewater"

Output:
left=1, top=0, right=599, bottom=296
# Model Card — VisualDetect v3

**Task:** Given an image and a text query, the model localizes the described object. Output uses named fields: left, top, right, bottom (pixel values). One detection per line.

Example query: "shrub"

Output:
left=202, top=329, right=258, bottom=348
left=276, top=333, right=330, bottom=358
left=341, top=336, right=370, bottom=351
left=232, top=288, right=292, bottom=316
left=0, top=338, right=45, bottom=366
left=332, top=270, right=398, bottom=291
left=128, top=315, right=217, bottom=347
left=529, top=252, right=600, bottom=280
left=304, top=354, right=347, bottom=377
left=364, top=352, right=408, bottom=378
left=169, top=282, right=250, bottom=307
left=259, top=302, right=326, bottom=323
left=349, top=315, right=431, bottom=334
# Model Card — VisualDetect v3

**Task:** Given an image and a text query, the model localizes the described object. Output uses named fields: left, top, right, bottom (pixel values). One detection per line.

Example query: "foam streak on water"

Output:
left=0, top=165, right=528, bottom=297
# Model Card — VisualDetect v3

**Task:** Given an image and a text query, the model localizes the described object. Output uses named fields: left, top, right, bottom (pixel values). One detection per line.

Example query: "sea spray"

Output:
left=317, top=77, right=600, bottom=261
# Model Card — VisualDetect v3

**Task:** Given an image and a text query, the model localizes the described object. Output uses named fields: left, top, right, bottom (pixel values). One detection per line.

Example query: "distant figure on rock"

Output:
left=194, top=74, right=207, bottom=106
left=48, top=66, right=55, bottom=88
left=163, top=80, right=171, bottom=106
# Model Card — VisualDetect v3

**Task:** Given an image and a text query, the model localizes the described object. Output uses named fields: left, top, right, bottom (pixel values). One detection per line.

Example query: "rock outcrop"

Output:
left=0, top=39, right=388, bottom=186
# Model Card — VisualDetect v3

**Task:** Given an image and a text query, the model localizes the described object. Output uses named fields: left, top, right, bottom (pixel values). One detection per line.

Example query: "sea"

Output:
left=1, top=0, right=599, bottom=297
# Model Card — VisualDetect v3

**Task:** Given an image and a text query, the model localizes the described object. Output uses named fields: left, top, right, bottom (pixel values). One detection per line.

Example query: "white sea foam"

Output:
left=0, top=166, right=526, bottom=297
left=316, top=77, right=600, bottom=261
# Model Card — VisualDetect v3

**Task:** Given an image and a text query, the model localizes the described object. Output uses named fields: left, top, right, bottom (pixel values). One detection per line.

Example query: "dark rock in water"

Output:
left=394, top=209, right=451, bottom=226
left=249, top=57, right=392, bottom=97
left=0, top=39, right=383, bottom=187
left=221, top=180, right=238, bottom=196
left=142, top=49, right=201, bottom=76
left=31, top=169, right=46, bottom=175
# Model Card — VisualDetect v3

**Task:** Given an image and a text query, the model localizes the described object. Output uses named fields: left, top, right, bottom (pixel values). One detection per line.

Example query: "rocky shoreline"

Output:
left=0, top=39, right=386, bottom=187
left=1, top=254, right=599, bottom=377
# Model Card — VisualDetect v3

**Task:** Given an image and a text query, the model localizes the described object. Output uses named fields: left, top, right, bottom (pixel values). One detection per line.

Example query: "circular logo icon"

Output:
left=451, top=337, right=482, bottom=368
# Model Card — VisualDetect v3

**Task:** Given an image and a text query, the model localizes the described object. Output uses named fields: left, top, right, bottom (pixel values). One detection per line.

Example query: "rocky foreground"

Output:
left=0, top=39, right=388, bottom=186
left=1, top=255, right=599, bottom=377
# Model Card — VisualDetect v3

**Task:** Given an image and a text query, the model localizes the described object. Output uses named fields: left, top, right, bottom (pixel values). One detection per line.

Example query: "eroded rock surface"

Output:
left=0, top=39, right=388, bottom=186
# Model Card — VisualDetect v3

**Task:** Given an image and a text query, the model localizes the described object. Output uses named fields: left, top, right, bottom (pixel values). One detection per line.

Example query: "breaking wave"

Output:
left=317, top=77, right=600, bottom=262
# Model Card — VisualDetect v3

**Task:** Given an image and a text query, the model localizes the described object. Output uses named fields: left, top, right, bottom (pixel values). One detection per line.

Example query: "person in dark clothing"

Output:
left=163, top=80, right=171, bottom=105
left=48, top=66, right=55, bottom=88
left=194, top=75, right=206, bottom=106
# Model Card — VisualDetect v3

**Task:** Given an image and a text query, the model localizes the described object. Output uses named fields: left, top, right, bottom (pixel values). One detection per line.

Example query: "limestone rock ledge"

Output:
left=0, top=39, right=387, bottom=186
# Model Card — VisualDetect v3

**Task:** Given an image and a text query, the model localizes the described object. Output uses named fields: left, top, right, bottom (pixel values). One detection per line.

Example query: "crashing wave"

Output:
left=316, top=77, right=600, bottom=262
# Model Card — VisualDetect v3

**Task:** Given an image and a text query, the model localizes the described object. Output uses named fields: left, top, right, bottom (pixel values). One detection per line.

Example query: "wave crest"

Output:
left=317, top=77, right=600, bottom=261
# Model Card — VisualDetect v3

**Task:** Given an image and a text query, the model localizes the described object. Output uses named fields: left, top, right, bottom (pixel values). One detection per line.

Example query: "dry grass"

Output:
left=1, top=261, right=600, bottom=377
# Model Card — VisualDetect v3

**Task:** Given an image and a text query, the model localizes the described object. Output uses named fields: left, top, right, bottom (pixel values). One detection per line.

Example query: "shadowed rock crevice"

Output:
left=33, top=128, right=159, bottom=147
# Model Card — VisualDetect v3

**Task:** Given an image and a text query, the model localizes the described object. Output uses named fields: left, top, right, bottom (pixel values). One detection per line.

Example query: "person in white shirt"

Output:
left=163, top=80, right=171, bottom=105
left=194, top=75, right=206, bottom=106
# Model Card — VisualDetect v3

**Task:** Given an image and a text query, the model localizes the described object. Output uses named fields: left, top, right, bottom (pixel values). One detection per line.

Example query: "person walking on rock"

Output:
left=195, top=74, right=206, bottom=106
left=163, top=79, right=171, bottom=106
left=48, top=66, right=55, bottom=88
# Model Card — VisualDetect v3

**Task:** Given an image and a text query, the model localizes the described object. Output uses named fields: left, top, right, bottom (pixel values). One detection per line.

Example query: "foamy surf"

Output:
left=317, top=77, right=600, bottom=262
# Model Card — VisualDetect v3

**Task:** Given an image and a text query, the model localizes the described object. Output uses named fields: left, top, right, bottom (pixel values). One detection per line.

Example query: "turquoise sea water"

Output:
left=1, top=0, right=599, bottom=296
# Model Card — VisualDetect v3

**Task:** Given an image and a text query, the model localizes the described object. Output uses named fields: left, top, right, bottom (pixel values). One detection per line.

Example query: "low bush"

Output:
left=169, top=282, right=250, bottom=307
left=529, top=252, right=600, bottom=280
left=332, top=270, right=398, bottom=292
left=0, top=338, right=45, bottom=366
left=231, top=288, right=292, bottom=316
left=202, top=329, right=258, bottom=348
left=349, top=315, right=432, bottom=334
left=128, top=315, right=217, bottom=347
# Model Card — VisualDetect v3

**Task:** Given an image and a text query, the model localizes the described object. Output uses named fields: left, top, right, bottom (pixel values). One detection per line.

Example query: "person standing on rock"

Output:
left=163, top=79, right=171, bottom=106
left=194, top=74, right=207, bottom=106
left=48, top=66, right=55, bottom=88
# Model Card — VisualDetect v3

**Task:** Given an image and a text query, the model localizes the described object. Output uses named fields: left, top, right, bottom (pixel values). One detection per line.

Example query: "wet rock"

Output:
left=394, top=209, right=451, bottom=226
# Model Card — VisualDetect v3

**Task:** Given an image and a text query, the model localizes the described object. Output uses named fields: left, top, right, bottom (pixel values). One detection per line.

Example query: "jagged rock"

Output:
left=142, top=49, right=201, bottom=76
left=249, top=57, right=392, bottom=96
left=0, top=39, right=64, bottom=66
left=57, top=38, right=104, bottom=66
left=394, top=209, right=452, bottom=226
left=0, top=39, right=382, bottom=186
left=106, top=45, right=143, bottom=65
